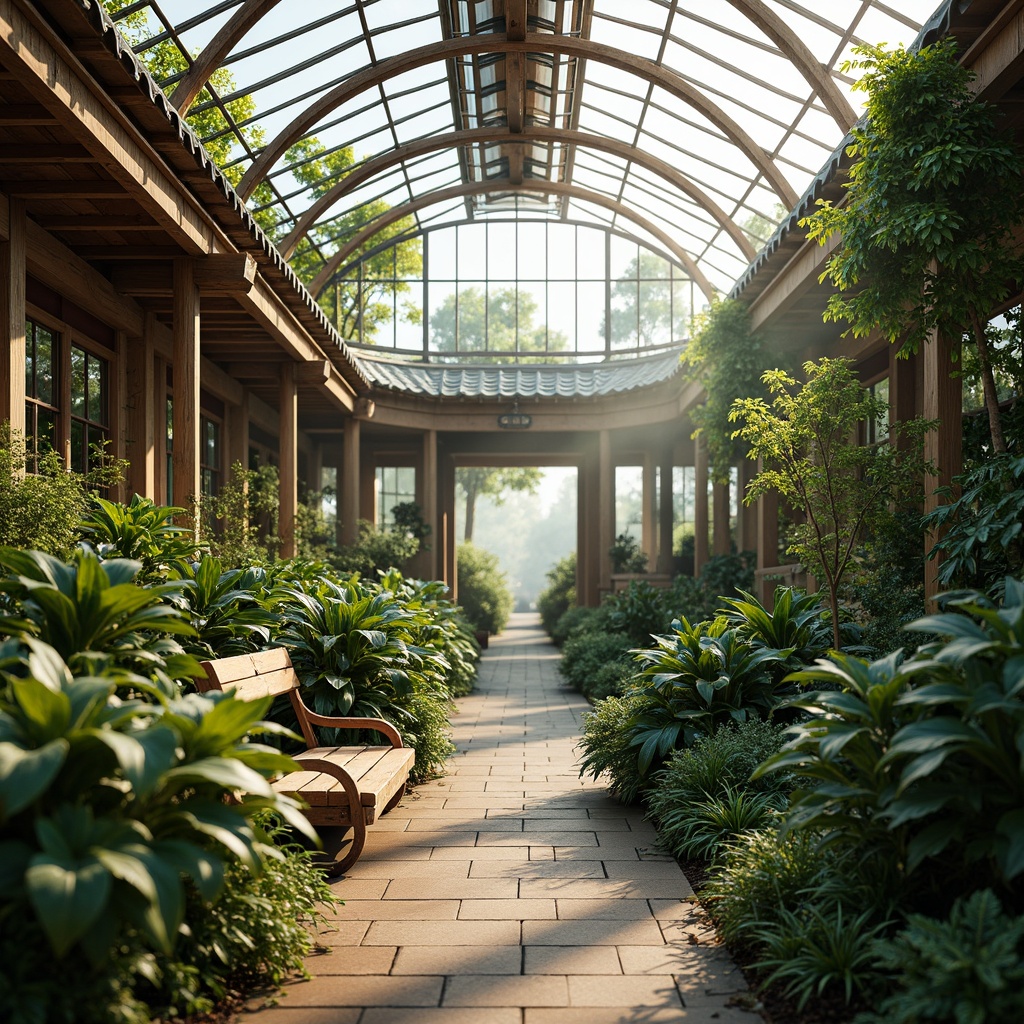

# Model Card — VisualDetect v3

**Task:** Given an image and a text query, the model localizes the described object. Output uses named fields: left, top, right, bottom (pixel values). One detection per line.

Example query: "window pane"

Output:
left=429, top=228, right=457, bottom=279
left=576, top=227, right=605, bottom=279
left=639, top=280, right=672, bottom=346
left=547, top=224, right=575, bottom=280
left=70, top=419, right=84, bottom=474
left=24, top=322, right=33, bottom=395
left=87, top=354, right=105, bottom=424
left=577, top=281, right=605, bottom=352
left=37, top=407, right=58, bottom=455
left=71, top=346, right=86, bottom=417
left=35, top=328, right=55, bottom=405
left=487, top=224, right=517, bottom=279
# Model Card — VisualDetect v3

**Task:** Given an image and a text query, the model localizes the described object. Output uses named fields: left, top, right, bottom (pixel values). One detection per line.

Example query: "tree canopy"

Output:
left=457, top=467, right=542, bottom=543
left=803, top=39, right=1024, bottom=455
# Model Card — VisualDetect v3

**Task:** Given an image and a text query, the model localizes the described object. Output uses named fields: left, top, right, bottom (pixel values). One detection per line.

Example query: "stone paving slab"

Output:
left=238, top=614, right=759, bottom=1022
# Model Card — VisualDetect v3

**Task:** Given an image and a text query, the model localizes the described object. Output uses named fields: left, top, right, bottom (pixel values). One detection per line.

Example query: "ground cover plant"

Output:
left=0, top=487, right=479, bottom=1020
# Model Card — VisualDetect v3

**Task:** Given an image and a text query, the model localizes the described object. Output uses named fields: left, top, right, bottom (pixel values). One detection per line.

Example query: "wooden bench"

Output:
left=198, top=648, right=415, bottom=875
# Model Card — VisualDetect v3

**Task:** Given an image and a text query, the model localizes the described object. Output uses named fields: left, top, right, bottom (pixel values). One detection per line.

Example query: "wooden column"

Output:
left=441, top=450, right=457, bottom=590
left=712, top=477, right=731, bottom=556
left=154, top=354, right=168, bottom=503
left=124, top=314, right=156, bottom=500
left=657, top=452, right=675, bottom=573
left=419, top=428, right=439, bottom=579
left=0, top=198, right=26, bottom=436
left=341, top=416, right=361, bottom=545
left=693, top=437, right=709, bottom=576
left=579, top=448, right=601, bottom=607
left=641, top=453, right=656, bottom=564
left=172, top=260, right=200, bottom=521
left=923, top=331, right=962, bottom=602
left=225, top=389, right=249, bottom=478
left=739, top=458, right=758, bottom=553
left=889, top=345, right=919, bottom=432
left=756, top=471, right=780, bottom=606
left=598, top=429, right=614, bottom=596
left=278, top=363, right=297, bottom=558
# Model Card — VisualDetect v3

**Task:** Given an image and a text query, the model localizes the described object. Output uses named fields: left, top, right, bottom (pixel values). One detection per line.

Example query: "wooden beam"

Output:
left=0, top=104, right=59, bottom=125
left=0, top=144, right=94, bottom=163
left=112, top=254, right=257, bottom=295
left=1, top=179, right=125, bottom=198
left=34, top=214, right=159, bottom=231
left=278, top=363, right=297, bottom=558
left=172, top=259, right=201, bottom=517
left=277, top=127, right=755, bottom=262
left=237, top=34, right=798, bottom=210
left=0, top=196, right=25, bottom=434
left=0, top=0, right=217, bottom=254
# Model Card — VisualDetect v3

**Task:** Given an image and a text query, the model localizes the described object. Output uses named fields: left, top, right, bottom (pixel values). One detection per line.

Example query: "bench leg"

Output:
left=329, top=816, right=367, bottom=876
left=383, top=782, right=406, bottom=813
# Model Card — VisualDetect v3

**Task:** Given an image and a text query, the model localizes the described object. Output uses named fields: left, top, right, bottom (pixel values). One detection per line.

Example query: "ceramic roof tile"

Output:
left=353, top=351, right=684, bottom=398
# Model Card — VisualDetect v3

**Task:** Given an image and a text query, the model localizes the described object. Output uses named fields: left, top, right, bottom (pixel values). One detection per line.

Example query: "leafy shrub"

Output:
left=551, top=604, right=598, bottom=647
left=628, top=617, right=790, bottom=775
left=586, top=660, right=637, bottom=702
left=924, top=453, right=1024, bottom=594
left=649, top=720, right=791, bottom=809
left=699, top=550, right=756, bottom=609
left=538, top=552, right=575, bottom=636
left=751, top=902, right=889, bottom=1012
left=0, top=425, right=117, bottom=558
left=706, top=829, right=841, bottom=946
left=604, top=579, right=673, bottom=645
left=657, top=788, right=784, bottom=862
left=0, top=640, right=314, bottom=1021
left=763, top=579, right=1024, bottom=901
left=455, top=542, right=512, bottom=634
left=80, top=495, right=201, bottom=582
left=204, top=461, right=282, bottom=567
left=859, top=889, right=1024, bottom=1024
left=559, top=629, right=633, bottom=699
left=0, top=547, right=200, bottom=694
left=610, top=533, right=648, bottom=573
left=578, top=694, right=652, bottom=803
left=144, top=820, right=340, bottom=1019
left=331, top=519, right=420, bottom=576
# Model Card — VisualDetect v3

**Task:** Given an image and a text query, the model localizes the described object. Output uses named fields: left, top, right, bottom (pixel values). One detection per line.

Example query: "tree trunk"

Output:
left=970, top=311, right=1007, bottom=455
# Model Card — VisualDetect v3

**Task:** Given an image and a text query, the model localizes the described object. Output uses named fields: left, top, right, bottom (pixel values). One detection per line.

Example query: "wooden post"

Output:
left=598, top=429, right=614, bottom=596
left=923, top=331, right=962, bottom=603
left=757, top=471, right=780, bottom=606
left=641, top=452, right=656, bottom=565
left=0, top=198, right=26, bottom=437
left=341, top=416, right=361, bottom=545
left=278, top=363, right=297, bottom=558
left=124, top=315, right=156, bottom=500
left=712, top=477, right=731, bottom=556
left=225, top=389, right=249, bottom=478
left=694, top=437, right=709, bottom=576
left=419, top=428, right=438, bottom=579
left=172, top=260, right=200, bottom=523
left=658, top=452, right=674, bottom=573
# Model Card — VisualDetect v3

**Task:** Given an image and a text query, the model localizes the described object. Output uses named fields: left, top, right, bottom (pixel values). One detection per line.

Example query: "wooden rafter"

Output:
left=236, top=34, right=799, bottom=208
left=277, top=126, right=756, bottom=262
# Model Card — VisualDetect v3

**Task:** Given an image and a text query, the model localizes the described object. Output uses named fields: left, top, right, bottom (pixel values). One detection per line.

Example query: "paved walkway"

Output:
left=245, top=614, right=756, bottom=1024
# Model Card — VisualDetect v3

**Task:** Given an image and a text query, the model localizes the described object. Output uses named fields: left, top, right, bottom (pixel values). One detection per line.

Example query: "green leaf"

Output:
left=0, top=739, right=68, bottom=820
left=25, top=856, right=111, bottom=957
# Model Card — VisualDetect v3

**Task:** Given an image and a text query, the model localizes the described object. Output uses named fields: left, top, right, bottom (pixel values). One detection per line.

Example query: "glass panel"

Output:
left=547, top=282, right=576, bottom=353
left=166, top=397, right=173, bottom=447
left=673, top=280, right=691, bottom=341
left=576, top=227, right=605, bottom=279
left=610, top=236, right=638, bottom=280
left=457, top=285, right=487, bottom=352
left=427, top=282, right=458, bottom=353
left=547, top=223, right=575, bottom=280
left=609, top=278, right=639, bottom=350
left=517, top=222, right=546, bottom=279
left=24, top=322, right=32, bottom=395
left=37, top=407, right=58, bottom=455
left=457, top=224, right=487, bottom=279
left=639, top=280, right=672, bottom=346
left=487, top=223, right=516, bottom=279
left=517, top=283, right=546, bottom=354
left=615, top=465, right=643, bottom=540
left=71, top=346, right=86, bottom=416
left=577, top=281, right=605, bottom=352
left=429, top=228, right=457, bottom=279
left=486, top=282, right=517, bottom=351
left=87, top=354, right=105, bottom=424
left=70, top=419, right=84, bottom=474
left=35, top=328, right=55, bottom=405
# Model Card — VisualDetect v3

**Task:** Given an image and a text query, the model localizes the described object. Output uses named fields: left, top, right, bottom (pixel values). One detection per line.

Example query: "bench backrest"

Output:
left=199, top=648, right=300, bottom=702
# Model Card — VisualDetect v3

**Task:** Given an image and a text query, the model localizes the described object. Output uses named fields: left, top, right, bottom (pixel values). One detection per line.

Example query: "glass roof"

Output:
left=108, top=0, right=937, bottom=324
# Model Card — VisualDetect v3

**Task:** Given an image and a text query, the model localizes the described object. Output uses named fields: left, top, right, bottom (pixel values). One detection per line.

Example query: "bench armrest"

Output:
left=301, top=711, right=403, bottom=748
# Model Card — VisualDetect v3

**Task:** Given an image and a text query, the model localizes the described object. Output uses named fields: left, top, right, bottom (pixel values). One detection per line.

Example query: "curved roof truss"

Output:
left=235, top=35, right=799, bottom=207
left=278, top=126, right=757, bottom=263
